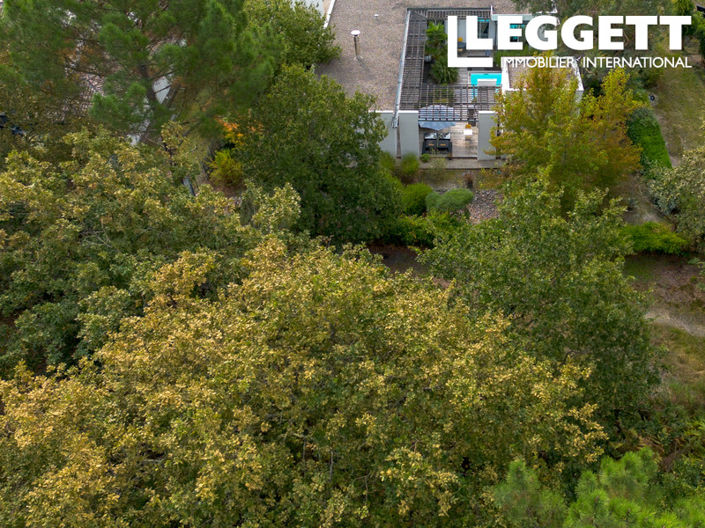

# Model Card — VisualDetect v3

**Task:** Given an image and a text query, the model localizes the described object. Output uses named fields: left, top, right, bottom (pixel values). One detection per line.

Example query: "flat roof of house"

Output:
left=317, top=1, right=526, bottom=110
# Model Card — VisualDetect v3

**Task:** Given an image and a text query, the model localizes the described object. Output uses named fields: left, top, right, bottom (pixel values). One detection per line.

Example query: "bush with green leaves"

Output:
left=400, top=153, right=420, bottom=180
left=379, top=151, right=396, bottom=175
left=209, top=149, right=244, bottom=187
left=648, top=146, right=705, bottom=250
left=383, top=212, right=461, bottom=248
left=426, top=188, right=474, bottom=214
left=425, top=22, right=459, bottom=85
left=628, top=107, right=671, bottom=169
left=430, top=56, right=459, bottom=85
left=402, top=183, right=433, bottom=215
left=623, top=222, right=689, bottom=255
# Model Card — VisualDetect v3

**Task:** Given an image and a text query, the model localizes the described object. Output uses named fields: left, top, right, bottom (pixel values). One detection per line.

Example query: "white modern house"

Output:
left=318, top=1, right=582, bottom=165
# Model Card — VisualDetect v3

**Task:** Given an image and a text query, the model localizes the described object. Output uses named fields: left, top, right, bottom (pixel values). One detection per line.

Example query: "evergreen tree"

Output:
left=1, top=0, right=275, bottom=139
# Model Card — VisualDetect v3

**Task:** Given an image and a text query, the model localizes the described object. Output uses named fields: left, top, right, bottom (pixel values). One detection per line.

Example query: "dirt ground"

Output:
left=626, top=254, right=705, bottom=337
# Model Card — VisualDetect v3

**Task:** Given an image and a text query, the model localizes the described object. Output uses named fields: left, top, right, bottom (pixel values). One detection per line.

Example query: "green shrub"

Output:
left=623, top=222, right=689, bottom=255
left=425, top=191, right=441, bottom=211
left=430, top=56, right=459, bottom=85
left=383, top=212, right=460, bottom=248
left=402, top=183, right=433, bottom=215
left=628, top=107, right=671, bottom=169
left=209, top=149, right=244, bottom=187
left=379, top=151, right=396, bottom=175
left=426, top=22, right=459, bottom=85
left=426, top=188, right=474, bottom=214
left=400, top=153, right=420, bottom=179
left=384, top=215, right=436, bottom=247
left=420, top=153, right=431, bottom=163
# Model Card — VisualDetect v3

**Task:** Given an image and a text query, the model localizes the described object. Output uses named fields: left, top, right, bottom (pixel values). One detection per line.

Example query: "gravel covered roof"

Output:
left=317, top=1, right=526, bottom=110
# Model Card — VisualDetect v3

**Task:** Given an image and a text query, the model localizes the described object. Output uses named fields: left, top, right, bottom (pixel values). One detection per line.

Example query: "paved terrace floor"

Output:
left=317, top=0, right=522, bottom=111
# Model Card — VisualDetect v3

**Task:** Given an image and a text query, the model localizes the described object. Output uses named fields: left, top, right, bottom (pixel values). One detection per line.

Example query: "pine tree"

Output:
left=1, top=0, right=275, bottom=140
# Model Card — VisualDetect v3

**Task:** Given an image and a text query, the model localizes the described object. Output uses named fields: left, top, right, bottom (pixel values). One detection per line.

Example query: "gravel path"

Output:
left=467, top=189, right=500, bottom=224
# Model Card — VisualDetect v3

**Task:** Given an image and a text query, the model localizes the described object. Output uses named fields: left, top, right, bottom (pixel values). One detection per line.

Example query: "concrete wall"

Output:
left=397, top=111, right=420, bottom=158
left=377, top=111, right=397, bottom=157
left=477, top=110, right=496, bottom=161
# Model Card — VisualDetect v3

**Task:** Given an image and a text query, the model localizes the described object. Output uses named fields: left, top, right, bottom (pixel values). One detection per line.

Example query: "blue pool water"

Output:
left=470, top=73, right=502, bottom=86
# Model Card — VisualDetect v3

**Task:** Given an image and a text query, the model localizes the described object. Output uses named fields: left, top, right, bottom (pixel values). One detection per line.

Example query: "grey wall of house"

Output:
left=398, top=111, right=420, bottom=158
left=378, top=112, right=397, bottom=157
left=477, top=110, right=496, bottom=161
left=377, top=111, right=420, bottom=158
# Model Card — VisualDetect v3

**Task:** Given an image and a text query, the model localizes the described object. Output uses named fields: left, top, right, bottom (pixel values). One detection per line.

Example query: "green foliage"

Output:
left=493, top=460, right=567, bottom=528
left=425, top=22, right=458, bottom=85
left=422, top=181, right=658, bottom=427
left=209, top=149, right=244, bottom=187
left=420, top=153, right=431, bottom=163
left=384, top=214, right=436, bottom=247
left=402, top=183, right=433, bottom=215
left=623, top=222, right=689, bottom=255
left=493, top=67, right=642, bottom=208
left=628, top=107, right=672, bottom=169
left=426, top=23, right=448, bottom=56
left=430, top=56, right=460, bottom=85
left=495, top=448, right=705, bottom=528
left=382, top=211, right=460, bottom=248
left=674, top=0, right=695, bottom=16
left=236, top=65, right=401, bottom=242
left=400, top=153, right=421, bottom=179
left=511, top=0, right=666, bottom=19
left=245, top=0, right=340, bottom=66
left=0, top=240, right=604, bottom=526
left=648, top=146, right=705, bottom=250
left=675, top=0, right=705, bottom=60
left=379, top=151, right=397, bottom=174
left=425, top=189, right=474, bottom=214
left=0, top=128, right=302, bottom=373
left=1, top=0, right=275, bottom=139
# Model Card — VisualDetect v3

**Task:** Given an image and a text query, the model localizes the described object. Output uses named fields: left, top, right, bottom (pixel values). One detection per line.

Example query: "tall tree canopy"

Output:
left=0, top=239, right=604, bottom=527
left=244, top=0, right=340, bottom=67
left=649, top=145, right=705, bottom=251
left=510, top=0, right=668, bottom=19
left=234, top=65, right=401, bottom=242
left=1, top=0, right=274, bottom=138
left=492, top=67, right=641, bottom=208
left=421, top=182, right=657, bottom=427
left=0, top=129, right=302, bottom=373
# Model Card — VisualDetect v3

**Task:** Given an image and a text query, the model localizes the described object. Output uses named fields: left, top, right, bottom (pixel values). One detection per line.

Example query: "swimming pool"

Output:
left=470, top=72, right=502, bottom=87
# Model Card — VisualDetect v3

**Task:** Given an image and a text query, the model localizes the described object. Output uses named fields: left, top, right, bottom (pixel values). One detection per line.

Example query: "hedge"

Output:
left=627, top=107, right=671, bottom=169
left=402, top=183, right=433, bottom=215
left=623, top=222, right=688, bottom=255
left=426, top=188, right=474, bottom=214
